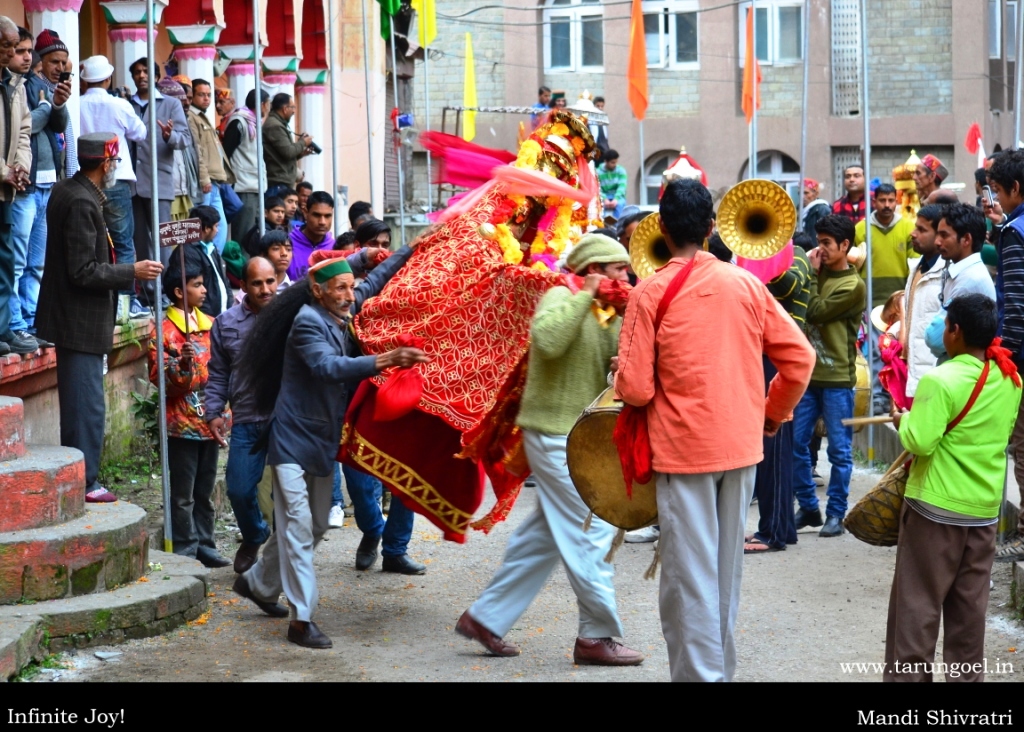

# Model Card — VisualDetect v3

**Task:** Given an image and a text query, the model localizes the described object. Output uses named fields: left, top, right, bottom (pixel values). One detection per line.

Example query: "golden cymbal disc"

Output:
left=718, top=179, right=798, bottom=261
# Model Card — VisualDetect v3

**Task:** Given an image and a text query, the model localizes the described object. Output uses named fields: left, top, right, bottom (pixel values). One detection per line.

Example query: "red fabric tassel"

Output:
left=612, top=404, right=652, bottom=498
left=987, top=337, right=1022, bottom=387
left=374, top=334, right=427, bottom=422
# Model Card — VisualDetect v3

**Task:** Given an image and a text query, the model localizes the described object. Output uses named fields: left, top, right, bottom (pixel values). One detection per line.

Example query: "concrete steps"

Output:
left=0, top=445, right=85, bottom=533
left=0, top=503, right=149, bottom=604
left=0, top=550, right=209, bottom=678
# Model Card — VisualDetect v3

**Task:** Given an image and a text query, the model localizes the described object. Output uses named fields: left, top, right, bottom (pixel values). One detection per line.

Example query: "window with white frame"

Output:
left=741, top=150, right=802, bottom=206
left=643, top=1, right=699, bottom=69
left=644, top=151, right=676, bottom=205
left=990, top=0, right=1002, bottom=58
left=1008, top=0, right=1018, bottom=61
left=544, top=0, right=604, bottom=72
left=737, top=1, right=803, bottom=66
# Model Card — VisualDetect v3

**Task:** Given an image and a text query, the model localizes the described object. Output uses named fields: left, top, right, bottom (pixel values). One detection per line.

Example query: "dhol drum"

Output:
left=566, top=387, right=658, bottom=531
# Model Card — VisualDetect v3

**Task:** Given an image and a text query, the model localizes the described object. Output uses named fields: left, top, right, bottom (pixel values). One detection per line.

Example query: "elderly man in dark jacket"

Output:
left=233, top=243, right=428, bottom=649
left=35, top=133, right=163, bottom=503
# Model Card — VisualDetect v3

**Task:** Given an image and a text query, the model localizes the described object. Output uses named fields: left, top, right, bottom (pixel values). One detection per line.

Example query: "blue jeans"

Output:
left=225, top=421, right=271, bottom=546
left=331, top=463, right=345, bottom=507
left=9, top=186, right=50, bottom=331
left=792, top=386, right=855, bottom=518
left=104, top=181, right=136, bottom=298
left=202, top=184, right=228, bottom=254
left=343, top=463, right=414, bottom=557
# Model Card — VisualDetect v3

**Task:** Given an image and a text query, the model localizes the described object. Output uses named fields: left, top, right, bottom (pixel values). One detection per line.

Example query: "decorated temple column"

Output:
left=25, top=0, right=85, bottom=137
left=296, top=73, right=327, bottom=191
left=264, top=72, right=296, bottom=101
left=223, top=59, right=258, bottom=109
left=166, top=26, right=222, bottom=83
left=100, top=0, right=169, bottom=92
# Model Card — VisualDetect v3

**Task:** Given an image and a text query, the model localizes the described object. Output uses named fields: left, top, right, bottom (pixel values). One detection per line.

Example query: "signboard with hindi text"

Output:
left=158, top=218, right=202, bottom=248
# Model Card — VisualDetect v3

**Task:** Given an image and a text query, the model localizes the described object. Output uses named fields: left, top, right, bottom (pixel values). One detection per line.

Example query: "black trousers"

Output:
left=56, top=347, right=105, bottom=491
left=753, top=356, right=798, bottom=548
left=167, top=437, right=220, bottom=559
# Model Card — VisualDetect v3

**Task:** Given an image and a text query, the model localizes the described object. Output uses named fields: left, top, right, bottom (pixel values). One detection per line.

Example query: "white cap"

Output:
left=80, top=55, right=114, bottom=83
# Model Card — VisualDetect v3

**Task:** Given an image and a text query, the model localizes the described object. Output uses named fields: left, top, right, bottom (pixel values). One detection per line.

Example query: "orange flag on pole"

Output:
left=742, top=7, right=762, bottom=124
left=627, top=0, right=648, bottom=121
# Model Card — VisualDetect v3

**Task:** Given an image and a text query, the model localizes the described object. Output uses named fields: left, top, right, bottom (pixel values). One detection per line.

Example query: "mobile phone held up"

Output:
left=983, top=185, right=995, bottom=208
left=58, top=71, right=71, bottom=83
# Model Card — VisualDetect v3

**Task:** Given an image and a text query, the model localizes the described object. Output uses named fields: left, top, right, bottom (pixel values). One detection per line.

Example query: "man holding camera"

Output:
left=262, top=93, right=312, bottom=196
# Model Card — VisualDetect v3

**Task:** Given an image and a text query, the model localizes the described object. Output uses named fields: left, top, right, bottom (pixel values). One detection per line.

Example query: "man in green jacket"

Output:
left=885, top=293, right=1021, bottom=681
left=262, top=93, right=312, bottom=194
left=455, top=234, right=643, bottom=667
left=792, top=215, right=867, bottom=538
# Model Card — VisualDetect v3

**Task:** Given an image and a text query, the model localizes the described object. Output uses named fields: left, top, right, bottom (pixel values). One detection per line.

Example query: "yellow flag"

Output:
left=463, top=33, right=477, bottom=141
left=411, top=0, right=436, bottom=47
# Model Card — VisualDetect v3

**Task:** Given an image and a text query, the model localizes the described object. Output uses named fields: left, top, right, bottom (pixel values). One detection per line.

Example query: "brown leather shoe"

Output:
left=455, top=611, right=520, bottom=657
left=232, top=574, right=289, bottom=618
left=234, top=542, right=261, bottom=574
left=287, top=620, right=333, bottom=649
left=573, top=637, right=645, bottom=666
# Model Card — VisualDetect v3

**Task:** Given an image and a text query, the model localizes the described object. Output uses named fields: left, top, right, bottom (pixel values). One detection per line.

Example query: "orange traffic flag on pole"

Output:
left=627, top=0, right=648, bottom=121
left=742, top=7, right=762, bottom=124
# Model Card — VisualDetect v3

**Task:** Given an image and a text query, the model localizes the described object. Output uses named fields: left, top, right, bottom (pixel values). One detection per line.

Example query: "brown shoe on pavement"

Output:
left=234, top=542, right=261, bottom=574
left=455, top=611, right=520, bottom=657
left=573, top=637, right=645, bottom=666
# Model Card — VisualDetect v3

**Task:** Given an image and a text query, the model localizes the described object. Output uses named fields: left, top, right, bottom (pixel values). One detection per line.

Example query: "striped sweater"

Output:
left=766, top=246, right=812, bottom=328
left=997, top=203, right=1024, bottom=365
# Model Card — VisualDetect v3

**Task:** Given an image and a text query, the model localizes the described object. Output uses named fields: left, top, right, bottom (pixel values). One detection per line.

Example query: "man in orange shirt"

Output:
left=615, top=179, right=815, bottom=682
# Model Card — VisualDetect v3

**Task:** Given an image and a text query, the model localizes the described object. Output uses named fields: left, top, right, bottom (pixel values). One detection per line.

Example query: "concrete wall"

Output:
left=3, top=321, right=153, bottom=463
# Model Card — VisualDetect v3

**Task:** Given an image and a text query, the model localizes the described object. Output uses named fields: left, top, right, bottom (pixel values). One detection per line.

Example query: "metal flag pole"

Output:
left=1016, top=0, right=1024, bottom=147
left=424, top=47, right=432, bottom=214
left=638, top=120, right=645, bottom=205
left=145, top=0, right=172, bottom=553
left=328, top=0, right=342, bottom=235
left=750, top=0, right=758, bottom=180
left=362, top=0, right=378, bottom=216
left=254, top=0, right=266, bottom=236
left=390, top=30, right=407, bottom=246
left=798, top=0, right=809, bottom=216
left=861, top=0, right=875, bottom=460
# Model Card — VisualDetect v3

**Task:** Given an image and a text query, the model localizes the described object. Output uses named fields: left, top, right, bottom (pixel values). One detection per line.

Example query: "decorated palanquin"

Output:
left=339, top=110, right=603, bottom=543
left=893, top=149, right=921, bottom=221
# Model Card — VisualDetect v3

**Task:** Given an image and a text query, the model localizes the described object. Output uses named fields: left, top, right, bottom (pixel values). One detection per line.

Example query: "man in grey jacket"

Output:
left=129, top=58, right=189, bottom=280
left=233, top=243, right=428, bottom=649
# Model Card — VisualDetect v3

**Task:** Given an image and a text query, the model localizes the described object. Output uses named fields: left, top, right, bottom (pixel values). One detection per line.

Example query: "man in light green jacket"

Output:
left=885, top=293, right=1022, bottom=682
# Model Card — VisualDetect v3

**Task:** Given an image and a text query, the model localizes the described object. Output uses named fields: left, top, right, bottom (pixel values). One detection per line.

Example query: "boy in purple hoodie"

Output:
left=288, top=190, right=336, bottom=279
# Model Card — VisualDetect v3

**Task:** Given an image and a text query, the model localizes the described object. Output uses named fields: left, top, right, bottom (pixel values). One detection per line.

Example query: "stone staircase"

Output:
left=0, top=396, right=209, bottom=679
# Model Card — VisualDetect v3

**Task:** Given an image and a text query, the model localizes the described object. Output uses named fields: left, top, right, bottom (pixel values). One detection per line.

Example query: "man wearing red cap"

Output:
left=7, top=28, right=73, bottom=350
left=233, top=245, right=428, bottom=648
left=914, top=154, right=948, bottom=203
left=35, top=132, right=163, bottom=503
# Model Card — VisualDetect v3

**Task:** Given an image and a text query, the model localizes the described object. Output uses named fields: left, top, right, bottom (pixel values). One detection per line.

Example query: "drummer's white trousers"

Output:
left=656, top=466, right=756, bottom=683
left=469, top=429, right=625, bottom=640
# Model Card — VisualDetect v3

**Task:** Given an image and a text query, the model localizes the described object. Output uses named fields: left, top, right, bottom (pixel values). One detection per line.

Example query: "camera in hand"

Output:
left=307, top=142, right=323, bottom=155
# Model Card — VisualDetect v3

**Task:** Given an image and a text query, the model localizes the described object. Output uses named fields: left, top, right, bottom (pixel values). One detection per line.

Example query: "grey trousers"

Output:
left=233, top=192, right=259, bottom=244
left=469, top=430, right=624, bottom=640
left=656, top=465, right=756, bottom=682
left=55, top=347, right=104, bottom=491
left=244, top=464, right=333, bottom=622
left=167, top=437, right=219, bottom=559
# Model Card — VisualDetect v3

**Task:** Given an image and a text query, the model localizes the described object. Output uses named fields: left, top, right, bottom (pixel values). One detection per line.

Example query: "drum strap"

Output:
left=614, top=257, right=699, bottom=496
left=943, top=361, right=989, bottom=435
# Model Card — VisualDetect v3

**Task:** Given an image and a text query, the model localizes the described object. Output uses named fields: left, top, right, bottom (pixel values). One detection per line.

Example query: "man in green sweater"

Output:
left=456, top=234, right=643, bottom=667
left=886, top=294, right=1021, bottom=681
left=792, top=215, right=867, bottom=538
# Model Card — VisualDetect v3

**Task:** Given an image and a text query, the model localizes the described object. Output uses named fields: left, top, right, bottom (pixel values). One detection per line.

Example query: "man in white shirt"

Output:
left=924, top=203, right=996, bottom=359
left=79, top=55, right=148, bottom=319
